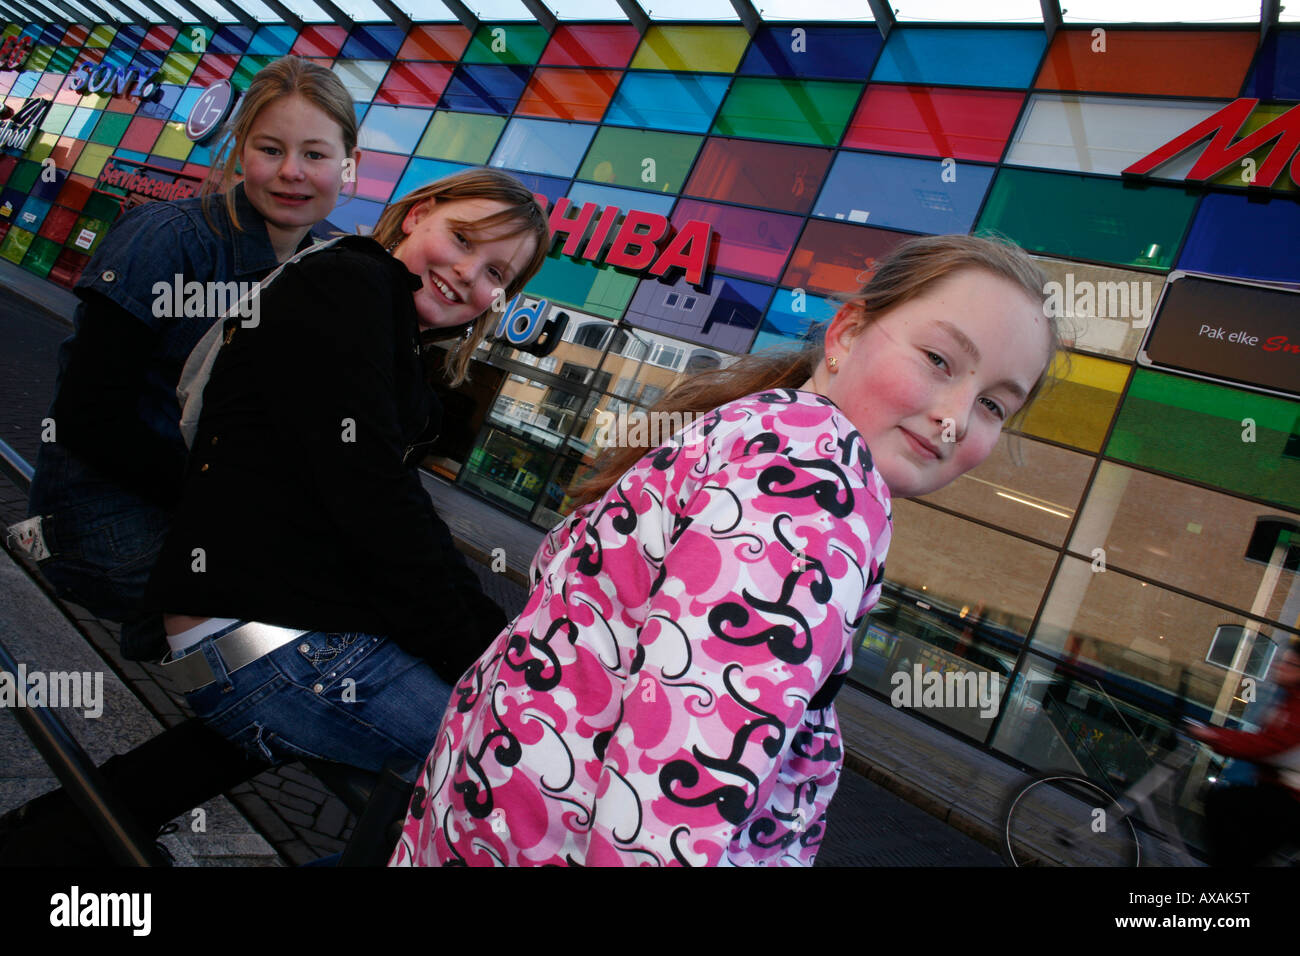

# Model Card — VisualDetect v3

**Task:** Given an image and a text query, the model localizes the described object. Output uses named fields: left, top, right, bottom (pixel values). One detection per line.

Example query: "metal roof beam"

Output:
left=0, top=0, right=52, bottom=22
left=256, top=0, right=301, bottom=29
left=169, top=0, right=219, bottom=30
left=64, top=0, right=128, bottom=22
left=1262, top=0, right=1279, bottom=43
left=127, top=0, right=183, bottom=24
left=441, top=0, right=479, bottom=34
left=309, top=0, right=354, bottom=31
left=614, top=0, right=647, bottom=35
left=519, top=0, right=555, bottom=33
left=206, top=0, right=257, bottom=29
left=728, top=0, right=759, bottom=35
left=19, top=0, right=78, bottom=22
left=866, top=0, right=893, bottom=40
left=370, top=0, right=409, bottom=31
left=1039, top=0, right=1061, bottom=43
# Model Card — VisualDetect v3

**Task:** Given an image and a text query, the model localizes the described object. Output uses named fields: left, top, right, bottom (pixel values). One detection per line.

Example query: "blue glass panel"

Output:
left=18, top=25, right=41, bottom=41
left=1177, top=193, right=1300, bottom=285
left=502, top=171, right=570, bottom=206
left=750, top=286, right=837, bottom=353
left=146, top=155, right=185, bottom=172
left=7, top=72, right=37, bottom=98
left=322, top=196, right=385, bottom=237
left=394, top=156, right=471, bottom=199
left=171, top=86, right=203, bottom=123
left=108, top=26, right=144, bottom=53
left=63, top=106, right=99, bottom=139
left=29, top=169, right=65, bottom=202
left=113, top=149, right=148, bottom=164
left=39, top=25, right=64, bottom=46
left=16, top=195, right=50, bottom=231
left=210, top=27, right=252, bottom=56
left=359, top=105, right=433, bottom=155
left=248, top=25, right=296, bottom=57
left=441, top=64, right=531, bottom=115
left=187, top=138, right=217, bottom=167
left=604, top=72, right=730, bottom=134
left=102, top=48, right=132, bottom=70
left=0, top=187, right=27, bottom=221
left=565, top=181, right=674, bottom=217
left=627, top=272, right=771, bottom=354
left=872, top=28, right=1045, bottom=89
left=813, top=151, right=995, bottom=234
left=341, top=25, right=406, bottom=60
left=138, top=83, right=181, bottom=120
left=1244, top=28, right=1300, bottom=101
left=490, top=117, right=596, bottom=178
left=740, top=26, right=883, bottom=80
left=134, top=50, right=164, bottom=72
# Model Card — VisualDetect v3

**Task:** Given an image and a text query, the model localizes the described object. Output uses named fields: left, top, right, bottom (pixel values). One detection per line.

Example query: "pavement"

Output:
left=0, top=256, right=1030, bottom=867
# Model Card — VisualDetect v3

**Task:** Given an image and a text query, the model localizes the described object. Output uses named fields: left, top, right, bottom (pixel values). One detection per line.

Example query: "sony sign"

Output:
left=68, top=61, right=161, bottom=100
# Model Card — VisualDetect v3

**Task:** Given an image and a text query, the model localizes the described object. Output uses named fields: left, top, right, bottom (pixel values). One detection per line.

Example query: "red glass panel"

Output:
left=291, top=26, right=347, bottom=58
left=78, top=48, right=105, bottom=64
left=48, top=246, right=89, bottom=289
left=781, top=219, right=908, bottom=297
left=141, top=26, right=178, bottom=52
left=844, top=84, right=1023, bottom=161
left=1036, top=30, right=1257, bottom=98
left=119, top=116, right=163, bottom=153
left=355, top=149, right=407, bottom=202
left=63, top=26, right=89, bottom=46
left=34, top=73, right=61, bottom=98
left=0, top=154, right=18, bottom=186
left=397, top=24, right=472, bottom=61
left=684, top=138, right=831, bottom=215
left=55, top=78, right=81, bottom=105
left=190, top=54, right=239, bottom=88
left=515, top=68, right=619, bottom=123
left=50, top=137, right=84, bottom=169
left=671, top=198, right=802, bottom=283
left=182, top=163, right=209, bottom=182
left=374, top=61, right=453, bottom=107
left=38, top=204, right=78, bottom=244
left=540, top=24, right=641, bottom=68
left=57, top=174, right=94, bottom=210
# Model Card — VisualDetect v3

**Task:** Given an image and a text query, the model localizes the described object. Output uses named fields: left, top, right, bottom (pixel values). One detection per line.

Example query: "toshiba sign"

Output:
left=1124, top=98, right=1300, bottom=190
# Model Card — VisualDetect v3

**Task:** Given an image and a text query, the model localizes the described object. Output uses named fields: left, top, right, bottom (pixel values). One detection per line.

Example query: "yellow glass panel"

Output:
left=159, top=52, right=200, bottom=85
left=72, top=142, right=114, bottom=178
left=86, top=25, right=117, bottom=48
left=629, top=26, right=749, bottom=73
left=151, top=122, right=194, bottom=161
left=24, top=131, right=58, bottom=163
left=1209, top=104, right=1295, bottom=193
left=1014, top=351, right=1128, bottom=452
left=79, top=91, right=111, bottom=110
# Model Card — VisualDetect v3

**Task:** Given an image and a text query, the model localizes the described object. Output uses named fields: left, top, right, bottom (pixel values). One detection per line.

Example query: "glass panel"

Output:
left=141, top=27, right=177, bottom=52
left=247, top=25, right=296, bottom=56
left=1108, top=370, right=1300, bottom=510
left=740, top=25, right=881, bottom=80
left=462, top=425, right=552, bottom=515
left=0, top=225, right=33, bottom=263
left=628, top=25, right=749, bottom=74
left=750, top=286, right=838, bottom=352
left=323, top=194, right=384, bottom=235
left=1006, top=94, right=1226, bottom=177
left=85, top=25, right=116, bottom=49
left=119, top=116, right=162, bottom=153
left=1033, top=257, right=1161, bottom=361
left=1036, top=29, right=1257, bottom=98
left=548, top=0, right=626, bottom=17
left=48, top=246, right=90, bottom=288
left=332, top=59, right=388, bottom=102
left=1015, top=351, right=1127, bottom=452
left=671, top=198, right=802, bottom=284
left=540, top=24, right=640, bottom=68
left=977, top=169, right=1197, bottom=271
left=1176, top=192, right=1300, bottom=286
left=190, top=53, right=240, bottom=88
left=575, top=126, right=701, bottom=194
left=1244, top=29, right=1300, bottom=101
left=340, top=25, right=406, bottom=60
left=359, top=104, right=432, bottom=155
left=157, top=52, right=199, bottom=85
left=87, top=109, right=130, bottom=146
left=396, top=25, right=472, bottom=61
left=711, top=77, right=860, bottom=146
left=414, top=110, right=505, bottom=164
left=39, top=102, right=73, bottom=135
left=15, top=195, right=49, bottom=232
left=605, top=71, right=729, bottom=134
left=461, top=23, right=550, bottom=66
left=844, top=84, right=1024, bottom=162
left=353, top=149, right=407, bottom=203
left=49, top=137, right=85, bottom=172
left=232, top=55, right=277, bottom=92
left=514, top=67, right=619, bottom=123
left=22, top=234, right=60, bottom=276
left=150, top=122, right=193, bottom=162
left=920, top=433, right=1091, bottom=547
left=565, top=180, right=674, bottom=217
left=872, top=27, right=1045, bottom=89
left=1198, top=104, right=1298, bottom=195
left=684, top=138, right=830, bottom=215
left=375, top=62, right=454, bottom=107
left=209, top=26, right=252, bottom=56
left=440, top=63, right=531, bottom=115
left=525, top=253, right=638, bottom=320
left=625, top=272, right=770, bottom=354
left=781, top=219, right=907, bottom=297
left=1061, top=0, right=1261, bottom=21
left=394, top=158, right=470, bottom=200
left=814, top=150, right=994, bottom=234
left=25, top=46, right=53, bottom=72
left=895, top=0, right=1041, bottom=18
left=639, top=0, right=736, bottom=15
left=291, top=26, right=348, bottom=58
left=489, top=117, right=596, bottom=178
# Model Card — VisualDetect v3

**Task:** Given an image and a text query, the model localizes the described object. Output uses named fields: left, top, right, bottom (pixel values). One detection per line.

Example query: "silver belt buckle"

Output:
left=161, top=622, right=306, bottom=694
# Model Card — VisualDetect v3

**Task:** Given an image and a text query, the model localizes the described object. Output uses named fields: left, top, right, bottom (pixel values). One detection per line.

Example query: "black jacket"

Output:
left=147, top=236, right=505, bottom=683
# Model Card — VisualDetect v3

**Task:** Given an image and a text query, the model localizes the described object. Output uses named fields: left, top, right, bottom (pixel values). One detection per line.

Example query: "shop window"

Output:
left=977, top=168, right=1197, bottom=271
left=397, top=25, right=472, bottom=62
left=781, top=219, right=907, bottom=297
left=359, top=105, right=432, bottom=155
left=490, top=117, right=596, bottom=179
left=341, top=25, right=405, bottom=61
left=375, top=62, right=454, bottom=108
left=1176, top=192, right=1300, bottom=286
left=515, top=68, right=620, bottom=124
left=672, top=199, right=801, bottom=285
left=844, top=84, right=1023, bottom=162
left=711, top=77, right=860, bottom=146
left=415, top=111, right=506, bottom=165
left=814, top=150, right=994, bottom=235
left=1036, top=29, right=1256, bottom=98
left=626, top=271, right=769, bottom=354
left=462, top=23, right=550, bottom=66
left=629, top=25, right=749, bottom=74
left=1244, top=29, right=1300, bottom=101
left=441, top=63, right=531, bottom=115
left=740, top=25, right=882, bottom=80
left=292, top=26, right=348, bottom=59
left=684, top=138, right=830, bottom=215
left=605, top=72, right=730, bottom=135
left=540, top=24, right=640, bottom=69
left=1108, top=370, right=1300, bottom=510
left=575, top=126, right=702, bottom=194
left=872, top=27, right=1045, bottom=89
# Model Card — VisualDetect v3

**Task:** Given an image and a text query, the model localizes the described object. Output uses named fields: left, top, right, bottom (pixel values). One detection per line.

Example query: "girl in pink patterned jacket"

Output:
left=392, top=234, right=1062, bottom=866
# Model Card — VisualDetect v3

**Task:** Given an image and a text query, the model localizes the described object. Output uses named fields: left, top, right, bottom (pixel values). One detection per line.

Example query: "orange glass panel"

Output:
left=515, top=68, right=619, bottom=123
left=781, top=219, right=908, bottom=297
left=397, top=24, right=472, bottom=61
left=1035, top=29, right=1257, bottom=98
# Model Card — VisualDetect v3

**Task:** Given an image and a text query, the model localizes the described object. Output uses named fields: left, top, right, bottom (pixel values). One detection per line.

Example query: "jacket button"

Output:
left=313, top=683, right=324, bottom=694
left=100, top=270, right=116, bottom=282
left=200, top=463, right=209, bottom=472
left=299, top=643, right=310, bottom=654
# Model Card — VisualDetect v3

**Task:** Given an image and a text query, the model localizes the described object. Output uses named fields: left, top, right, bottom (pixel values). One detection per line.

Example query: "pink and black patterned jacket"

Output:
left=391, top=388, right=893, bottom=866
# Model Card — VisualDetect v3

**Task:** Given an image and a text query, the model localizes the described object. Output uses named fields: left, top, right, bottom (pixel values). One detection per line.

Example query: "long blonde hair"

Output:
left=371, top=168, right=551, bottom=387
left=573, top=233, right=1061, bottom=506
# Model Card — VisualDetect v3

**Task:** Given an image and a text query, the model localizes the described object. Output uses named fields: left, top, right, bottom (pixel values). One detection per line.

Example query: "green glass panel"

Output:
left=68, top=215, right=110, bottom=256
left=461, top=24, right=550, bottom=66
left=0, top=226, right=34, bottom=264
left=25, top=45, right=53, bottom=71
left=88, top=110, right=131, bottom=146
left=525, top=254, right=637, bottom=321
left=575, top=126, right=701, bottom=194
left=7, top=159, right=40, bottom=193
left=40, top=102, right=73, bottom=135
left=159, top=52, right=199, bottom=85
left=232, top=55, right=275, bottom=91
left=414, top=111, right=505, bottom=164
left=977, top=169, right=1197, bottom=271
left=711, top=78, right=861, bottom=146
left=48, top=46, right=77, bottom=73
left=81, top=190, right=121, bottom=221
left=22, top=235, right=59, bottom=276
left=86, top=25, right=116, bottom=49
left=629, top=25, right=749, bottom=73
left=1106, top=369, right=1300, bottom=509
left=174, top=26, right=212, bottom=52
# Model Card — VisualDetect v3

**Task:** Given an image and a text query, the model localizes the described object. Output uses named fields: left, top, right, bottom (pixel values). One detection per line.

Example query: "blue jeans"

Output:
left=180, top=623, right=451, bottom=774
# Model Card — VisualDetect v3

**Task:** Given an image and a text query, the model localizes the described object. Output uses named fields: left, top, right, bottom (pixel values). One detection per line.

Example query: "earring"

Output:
left=827, top=356, right=839, bottom=372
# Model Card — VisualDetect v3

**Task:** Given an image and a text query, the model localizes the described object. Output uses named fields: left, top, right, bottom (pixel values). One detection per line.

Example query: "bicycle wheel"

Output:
left=1003, top=775, right=1140, bottom=866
